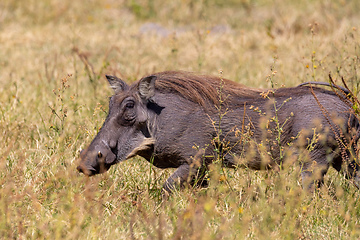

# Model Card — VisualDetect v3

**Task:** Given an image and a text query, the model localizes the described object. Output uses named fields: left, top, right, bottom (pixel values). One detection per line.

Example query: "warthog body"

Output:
left=77, top=71, right=360, bottom=192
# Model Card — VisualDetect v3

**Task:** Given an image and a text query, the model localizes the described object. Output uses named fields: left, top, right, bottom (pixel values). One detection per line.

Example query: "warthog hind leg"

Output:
left=300, top=148, right=329, bottom=191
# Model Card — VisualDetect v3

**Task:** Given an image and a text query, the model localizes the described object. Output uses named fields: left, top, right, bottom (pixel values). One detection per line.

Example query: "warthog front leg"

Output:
left=162, top=164, right=208, bottom=194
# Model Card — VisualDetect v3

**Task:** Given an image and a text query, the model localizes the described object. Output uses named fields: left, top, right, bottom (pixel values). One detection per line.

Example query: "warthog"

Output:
left=77, top=71, right=360, bottom=192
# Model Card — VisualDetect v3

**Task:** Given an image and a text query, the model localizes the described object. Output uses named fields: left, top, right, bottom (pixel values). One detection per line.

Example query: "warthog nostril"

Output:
left=76, top=165, right=84, bottom=173
left=97, top=151, right=103, bottom=158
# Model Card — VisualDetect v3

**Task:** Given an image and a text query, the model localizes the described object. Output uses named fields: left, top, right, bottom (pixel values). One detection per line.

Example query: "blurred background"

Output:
left=1, top=0, right=360, bottom=239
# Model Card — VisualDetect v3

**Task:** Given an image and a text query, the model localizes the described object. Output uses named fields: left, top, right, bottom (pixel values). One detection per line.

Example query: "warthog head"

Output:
left=77, top=75, right=156, bottom=176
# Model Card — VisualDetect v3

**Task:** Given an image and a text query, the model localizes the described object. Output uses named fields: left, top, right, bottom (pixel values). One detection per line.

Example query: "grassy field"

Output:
left=1, top=0, right=360, bottom=239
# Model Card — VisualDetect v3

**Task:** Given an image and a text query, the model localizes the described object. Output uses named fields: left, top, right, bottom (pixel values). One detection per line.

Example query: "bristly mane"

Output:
left=138, top=71, right=263, bottom=107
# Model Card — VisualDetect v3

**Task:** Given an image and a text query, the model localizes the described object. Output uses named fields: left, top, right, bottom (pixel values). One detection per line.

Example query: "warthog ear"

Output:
left=106, top=75, right=129, bottom=93
left=138, top=75, right=157, bottom=100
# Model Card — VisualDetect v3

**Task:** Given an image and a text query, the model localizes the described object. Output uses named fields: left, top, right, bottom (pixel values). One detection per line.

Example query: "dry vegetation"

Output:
left=1, top=0, right=360, bottom=239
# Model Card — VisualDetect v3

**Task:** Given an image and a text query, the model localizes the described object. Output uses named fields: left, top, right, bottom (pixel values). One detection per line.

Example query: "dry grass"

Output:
left=1, top=0, right=360, bottom=239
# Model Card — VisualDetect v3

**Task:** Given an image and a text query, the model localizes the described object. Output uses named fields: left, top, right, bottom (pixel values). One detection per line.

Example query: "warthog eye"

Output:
left=125, top=102, right=134, bottom=109
left=97, top=151, right=103, bottom=158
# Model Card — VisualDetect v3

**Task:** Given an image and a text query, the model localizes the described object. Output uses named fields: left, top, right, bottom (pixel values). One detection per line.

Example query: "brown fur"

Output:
left=137, top=71, right=263, bottom=107
left=136, top=71, right=341, bottom=108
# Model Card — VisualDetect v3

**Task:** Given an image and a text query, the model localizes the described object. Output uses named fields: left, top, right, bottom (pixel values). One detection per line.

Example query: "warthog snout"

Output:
left=76, top=164, right=86, bottom=174
left=77, top=144, right=117, bottom=176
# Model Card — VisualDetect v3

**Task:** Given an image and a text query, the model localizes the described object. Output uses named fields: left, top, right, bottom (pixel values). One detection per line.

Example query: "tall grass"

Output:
left=1, top=0, right=360, bottom=239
